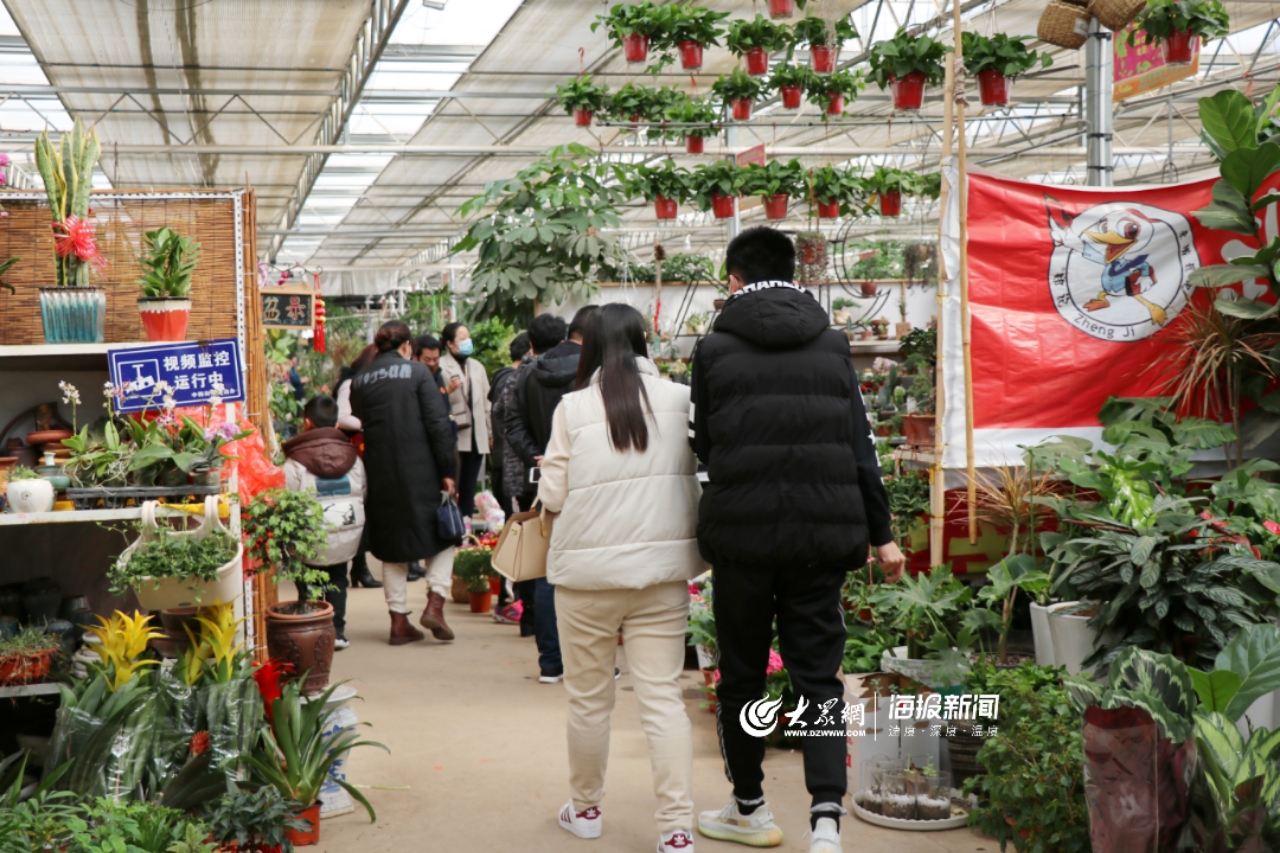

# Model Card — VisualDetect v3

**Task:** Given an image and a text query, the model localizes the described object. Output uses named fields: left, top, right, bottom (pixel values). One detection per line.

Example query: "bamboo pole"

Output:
left=955, top=4, right=978, bottom=544
left=931, top=17, right=957, bottom=570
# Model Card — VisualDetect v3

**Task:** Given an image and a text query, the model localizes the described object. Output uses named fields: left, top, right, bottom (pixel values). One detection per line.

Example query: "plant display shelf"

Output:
left=0, top=681, right=62, bottom=699
left=0, top=500, right=225, bottom=526
left=0, top=341, right=154, bottom=372
left=65, top=483, right=222, bottom=510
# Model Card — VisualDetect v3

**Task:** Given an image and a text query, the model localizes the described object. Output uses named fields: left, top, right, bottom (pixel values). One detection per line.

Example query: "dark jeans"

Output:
left=534, top=577, right=562, bottom=673
left=457, top=449, right=485, bottom=519
left=350, top=528, right=370, bottom=577
left=712, top=556, right=859, bottom=809
left=299, top=562, right=350, bottom=637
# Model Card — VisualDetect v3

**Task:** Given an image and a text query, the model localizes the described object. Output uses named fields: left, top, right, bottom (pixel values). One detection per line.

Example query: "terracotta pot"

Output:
left=745, top=47, right=769, bottom=76
left=655, top=196, right=678, bottom=220
left=711, top=193, right=736, bottom=219
left=266, top=601, right=336, bottom=695
left=685, top=135, right=705, bottom=154
left=0, top=650, right=52, bottom=685
left=780, top=85, right=803, bottom=109
left=816, top=198, right=840, bottom=219
left=890, top=73, right=927, bottom=110
left=26, top=430, right=73, bottom=447
left=469, top=591, right=493, bottom=613
left=678, top=40, right=703, bottom=70
left=713, top=298, right=726, bottom=310
left=825, top=92, right=844, bottom=115
left=137, top=297, right=191, bottom=342
left=450, top=574, right=469, bottom=604
left=731, top=98, right=753, bottom=121
left=879, top=190, right=903, bottom=217
left=763, top=194, right=788, bottom=220
left=976, top=70, right=1012, bottom=107
left=810, top=45, right=836, bottom=74
left=902, top=414, right=935, bottom=449
left=622, top=33, right=649, bottom=64
left=573, top=107, right=593, bottom=127
left=701, top=669, right=718, bottom=713
left=769, top=0, right=796, bottom=18
left=1164, top=30, right=1196, bottom=65
left=860, top=281, right=878, bottom=297
left=285, top=802, right=322, bottom=847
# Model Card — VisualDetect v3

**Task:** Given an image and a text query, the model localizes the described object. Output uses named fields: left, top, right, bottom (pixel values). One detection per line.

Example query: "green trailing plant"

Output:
left=867, top=29, right=949, bottom=89
left=711, top=67, right=766, bottom=106
left=726, top=14, right=793, bottom=55
left=34, top=117, right=101, bottom=288
left=960, top=32, right=1052, bottom=78
left=592, top=1, right=667, bottom=41
left=554, top=75, right=610, bottom=114
left=607, top=83, right=685, bottom=123
left=619, top=160, right=693, bottom=203
left=767, top=62, right=816, bottom=91
left=792, top=15, right=857, bottom=49
left=739, top=158, right=806, bottom=198
left=1131, top=0, right=1231, bottom=45
left=137, top=227, right=201, bottom=299
left=689, top=160, right=744, bottom=209
left=661, top=97, right=719, bottom=141
left=805, top=67, right=865, bottom=115
left=662, top=3, right=729, bottom=48
left=108, top=525, right=239, bottom=598
left=242, top=488, right=334, bottom=610
left=861, top=165, right=929, bottom=198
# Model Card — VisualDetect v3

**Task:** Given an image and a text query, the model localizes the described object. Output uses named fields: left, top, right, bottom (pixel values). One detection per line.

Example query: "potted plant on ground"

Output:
left=1130, top=0, right=1230, bottom=66
left=661, top=3, right=729, bottom=71
left=244, top=488, right=336, bottom=695
left=35, top=118, right=107, bottom=343
left=555, top=75, right=611, bottom=127
left=592, top=1, right=667, bottom=64
left=768, top=62, right=814, bottom=109
left=137, top=226, right=201, bottom=342
left=205, top=787, right=311, bottom=853
left=740, top=159, right=806, bottom=220
left=793, top=15, right=858, bottom=74
left=961, top=33, right=1052, bottom=108
left=712, top=68, right=767, bottom=121
left=805, top=67, right=865, bottom=117
left=872, top=564, right=973, bottom=688
left=862, top=166, right=926, bottom=217
left=868, top=29, right=948, bottom=111
left=727, top=14, right=793, bottom=76
left=691, top=160, right=744, bottom=220
left=5, top=465, right=53, bottom=513
left=453, top=540, right=496, bottom=613
left=0, top=626, right=60, bottom=685
left=620, top=159, right=693, bottom=221
left=808, top=164, right=860, bottom=218
left=663, top=98, right=719, bottom=153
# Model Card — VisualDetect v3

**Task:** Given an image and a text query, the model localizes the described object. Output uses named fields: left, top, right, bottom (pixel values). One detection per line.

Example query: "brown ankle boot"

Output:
left=419, top=592, right=455, bottom=641
left=389, top=612, right=425, bottom=645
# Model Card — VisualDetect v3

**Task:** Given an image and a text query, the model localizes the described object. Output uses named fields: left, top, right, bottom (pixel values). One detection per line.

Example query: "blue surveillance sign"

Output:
left=108, top=339, right=245, bottom=413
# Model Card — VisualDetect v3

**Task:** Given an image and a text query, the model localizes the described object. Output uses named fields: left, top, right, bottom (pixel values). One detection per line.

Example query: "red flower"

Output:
left=1264, top=520, right=1280, bottom=536
left=252, top=658, right=293, bottom=725
left=51, top=216, right=108, bottom=270
left=190, top=730, right=210, bottom=756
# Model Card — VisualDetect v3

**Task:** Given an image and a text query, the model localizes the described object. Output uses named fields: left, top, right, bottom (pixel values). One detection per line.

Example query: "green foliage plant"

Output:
left=867, top=29, right=949, bottom=89
left=662, top=253, right=715, bottom=283
left=805, top=68, right=865, bottom=116
left=1131, top=0, right=1230, bottom=45
left=592, top=1, right=667, bottom=41
left=452, top=543, right=497, bottom=593
left=871, top=563, right=972, bottom=660
left=137, top=227, right=201, bottom=299
left=661, top=97, right=719, bottom=142
left=34, top=117, right=101, bottom=288
left=607, top=83, right=685, bottom=124
left=726, top=14, right=793, bottom=55
left=739, top=158, right=806, bottom=199
left=711, top=67, right=767, bottom=105
left=63, top=421, right=131, bottom=487
left=108, top=525, right=239, bottom=598
left=960, top=32, right=1052, bottom=78
left=203, top=786, right=310, bottom=851
left=883, top=468, right=930, bottom=546
left=0, top=756, right=78, bottom=853
left=663, top=3, right=729, bottom=48
left=861, top=165, right=929, bottom=197
left=554, top=75, right=610, bottom=114
left=619, top=159, right=693, bottom=203
left=8, top=464, right=38, bottom=481
left=768, top=62, right=816, bottom=92
left=65, top=798, right=212, bottom=853
left=243, top=488, right=334, bottom=610
left=792, top=15, right=857, bottom=49
left=689, top=160, right=745, bottom=210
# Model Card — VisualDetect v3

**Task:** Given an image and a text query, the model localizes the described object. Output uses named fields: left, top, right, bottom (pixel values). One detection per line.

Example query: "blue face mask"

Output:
left=456, top=339, right=474, bottom=357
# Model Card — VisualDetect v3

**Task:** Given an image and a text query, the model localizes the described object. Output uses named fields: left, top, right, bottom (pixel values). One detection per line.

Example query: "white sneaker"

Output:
left=658, top=829, right=695, bottom=852
left=539, top=670, right=564, bottom=684
left=809, top=817, right=841, bottom=853
left=558, top=800, right=602, bottom=839
left=334, top=636, right=350, bottom=650
left=697, top=801, right=783, bottom=847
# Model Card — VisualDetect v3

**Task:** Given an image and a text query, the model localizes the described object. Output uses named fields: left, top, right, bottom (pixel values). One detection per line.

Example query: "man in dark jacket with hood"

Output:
left=507, top=306, right=597, bottom=468
left=689, top=227, right=904, bottom=853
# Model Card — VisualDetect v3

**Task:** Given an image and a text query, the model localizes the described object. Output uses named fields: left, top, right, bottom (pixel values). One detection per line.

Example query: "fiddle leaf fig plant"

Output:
left=868, top=29, right=949, bottom=88
left=960, top=32, right=1052, bottom=78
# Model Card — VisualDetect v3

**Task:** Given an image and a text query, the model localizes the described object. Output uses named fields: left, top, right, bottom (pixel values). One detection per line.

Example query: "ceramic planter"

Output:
left=825, top=92, right=845, bottom=115
left=573, top=107, right=593, bottom=127
left=1046, top=602, right=1099, bottom=675
left=762, top=194, right=788, bottom=220
left=731, top=98, right=753, bottom=120
left=133, top=543, right=243, bottom=611
left=890, top=73, right=927, bottom=111
left=745, top=47, right=769, bottom=76
left=655, top=196, right=678, bottom=220
left=685, top=135, right=705, bottom=154
left=137, top=296, right=191, bottom=342
left=285, top=802, right=322, bottom=847
left=710, top=193, right=736, bottom=219
left=879, top=190, right=903, bottom=217
left=6, top=478, right=54, bottom=513
left=1164, top=30, right=1196, bottom=65
left=1030, top=602, right=1055, bottom=666
left=468, top=590, right=492, bottom=613
left=780, top=85, right=803, bottom=109
left=623, top=33, right=649, bottom=63
left=266, top=601, right=336, bottom=695
left=39, top=286, right=106, bottom=343
left=678, top=40, right=703, bottom=70
left=810, top=45, right=836, bottom=74
left=976, top=70, right=1012, bottom=107
left=769, top=0, right=796, bottom=18
left=816, top=198, right=840, bottom=219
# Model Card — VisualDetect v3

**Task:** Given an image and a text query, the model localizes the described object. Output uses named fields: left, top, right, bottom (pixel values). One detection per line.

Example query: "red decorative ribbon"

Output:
left=51, top=216, right=108, bottom=270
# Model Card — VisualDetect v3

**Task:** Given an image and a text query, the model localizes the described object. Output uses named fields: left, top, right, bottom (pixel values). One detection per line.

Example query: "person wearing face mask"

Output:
left=438, top=323, right=492, bottom=521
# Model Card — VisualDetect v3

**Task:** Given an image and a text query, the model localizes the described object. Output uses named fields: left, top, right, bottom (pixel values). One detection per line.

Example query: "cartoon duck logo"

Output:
left=1044, top=195, right=1199, bottom=342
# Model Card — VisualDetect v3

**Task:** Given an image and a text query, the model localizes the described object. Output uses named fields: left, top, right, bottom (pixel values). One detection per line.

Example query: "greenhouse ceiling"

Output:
left=0, top=0, right=1277, bottom=289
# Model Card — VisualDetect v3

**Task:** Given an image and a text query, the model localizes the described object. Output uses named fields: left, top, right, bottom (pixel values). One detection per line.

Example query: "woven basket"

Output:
left=1038, top=0, right=1092, bottom=49
left=1089, top=0, right=1145, bottom=32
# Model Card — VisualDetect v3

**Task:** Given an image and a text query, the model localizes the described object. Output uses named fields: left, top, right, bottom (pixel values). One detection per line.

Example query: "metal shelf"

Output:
left=0, top=681, right=61, bottom=698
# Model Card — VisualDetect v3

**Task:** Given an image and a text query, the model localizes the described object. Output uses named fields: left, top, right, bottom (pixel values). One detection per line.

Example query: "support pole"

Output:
left=956, top=4, right=977, bottom=544
left=1085, top=19, right=1114, bottom=187
left=726, top=125, right=741, bottom=241
left=931, top=21, right=956, bottom=569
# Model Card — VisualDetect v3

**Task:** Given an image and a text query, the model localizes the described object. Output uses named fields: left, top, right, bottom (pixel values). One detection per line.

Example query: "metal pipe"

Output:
left=1085, top=19, right=1115, bottom=187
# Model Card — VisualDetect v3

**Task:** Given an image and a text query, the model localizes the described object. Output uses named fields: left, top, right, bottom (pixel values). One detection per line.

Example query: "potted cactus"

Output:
left=712, top=68, right=767, bottom=121
left=868, top=29, right=948, bottom=111
left=961, top=33, right=1051, bottom=107
left=740, top=159, right=806, bottom=221
left=691, top=160, right=744, bottom=220
left=555, top=75, right=610, bottom=127
left=794, top=16, right=858, bottom=75
left=807, top=67, right=865, bottom=117
left=137, top=226, right=201, bottom=341
left=726, top=14, right=793, bottom=76
left=1130, top=0, right=1230, bottom=66
left=769, top=63, right=814, bottom=109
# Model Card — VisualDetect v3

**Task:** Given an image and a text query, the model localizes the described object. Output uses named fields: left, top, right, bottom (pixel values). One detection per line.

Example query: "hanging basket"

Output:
left=1038, top=0, right=1092, bottom=49
left=685, top=135, right=705, bottom=154
left=121, top=497, right=243, bottom=611
left=816, top=199, right=840, bottom=219
left=780, top=85, right=803, bottom=109
left=655, top=196, right=678, bottom=220
left=769, top=0, right=796, bottom=18
left=810, top=45, right=836, bottom=74
left=731, top=98, right=754, bottom=121
left=678, top=40, right=703, bottom=70
left=573, top=107, right=593, bottom=127
left=1088, top=0, right=1145, bottom=32
left=711, top=193, right=736, bottom=219
left=623, top=33, right=649, bottom=63
left=745, top=47, right=769, bottom=76
left=890, top=74, right=926, bottom=111
left=976, top=71, right=1012, bottom=107
left=825, top=92, right=845, bottom=115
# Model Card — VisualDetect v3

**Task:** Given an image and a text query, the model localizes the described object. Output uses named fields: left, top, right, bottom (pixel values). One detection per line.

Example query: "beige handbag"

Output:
left=491, top=503, right=554, bottom=581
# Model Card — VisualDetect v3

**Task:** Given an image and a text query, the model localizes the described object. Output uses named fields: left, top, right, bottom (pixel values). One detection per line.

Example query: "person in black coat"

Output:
left=688, top=227, right=905, bottom=851
left=350, top=320, right=458, bottom=646
left=489, top=332, right=531, bottom=518
left=507, top=306, right=597, bottom=468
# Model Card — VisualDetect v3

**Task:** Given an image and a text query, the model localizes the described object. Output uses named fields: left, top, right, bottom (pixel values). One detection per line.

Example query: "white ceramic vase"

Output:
left=6, top=478, right=54, bottom=513
left=1047, top=601, right=1099, bottom=676
left=1030, top=602, right=1056, bottom=667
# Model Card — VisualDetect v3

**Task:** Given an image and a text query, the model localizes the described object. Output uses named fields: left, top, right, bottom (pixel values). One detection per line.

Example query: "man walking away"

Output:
left=688, top=226, right=904, bottom=853
left=489, top=332, right=531, bottom=518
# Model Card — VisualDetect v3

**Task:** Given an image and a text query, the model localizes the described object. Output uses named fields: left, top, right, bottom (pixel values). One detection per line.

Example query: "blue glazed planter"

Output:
left=39, top=287, right=106, bottom=343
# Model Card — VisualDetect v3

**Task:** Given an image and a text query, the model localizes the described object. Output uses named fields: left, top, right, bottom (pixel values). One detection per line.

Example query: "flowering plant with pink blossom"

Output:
left=687, top=575, right=717, bottom=665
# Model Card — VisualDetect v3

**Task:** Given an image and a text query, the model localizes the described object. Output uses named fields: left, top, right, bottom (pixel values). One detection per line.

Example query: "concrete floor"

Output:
left=318, top=572, right=995, bottom=853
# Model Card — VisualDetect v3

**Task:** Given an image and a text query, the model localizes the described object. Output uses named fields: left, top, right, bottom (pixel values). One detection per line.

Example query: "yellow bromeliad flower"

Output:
left=85, top=611, right=165, bottom=691
left=194, top=601, right=244, bottom=682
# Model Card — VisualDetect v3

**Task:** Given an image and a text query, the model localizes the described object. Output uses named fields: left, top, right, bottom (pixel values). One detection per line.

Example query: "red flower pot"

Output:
left=489, top=577, right=503, bottom=596
left=138, top=297, right=191, bottom=342
left=976, top=70, right=1011, bottom=107
left=623, top=33, right=649, bottom=64
left=655, top=196, right=678, bottom=220
left=285, top=803, right=321, bottom=847
left=816, top=198, right=840, bottom=219
left=731, top=98, right=753, bottom=121
left=711, top=193, right=736, bottom=219
left=825, top=92, right=844, bottom=115
left=573, top=107, right=593, bottom=127
left=469, top=591, right=493, bottom=613
left=701, top=669, right=718, bottom=713
left=678, top=40, right=703, bottom=70
left=763, top=194, right=789, bottom=220
left=780, top=85, right=803, bottom=109
left=685, top=135, right=705, bottom=154
left=890, top=73, right=927, bottom=110
left=628, top=113, right=641, bottom=130
left=860, top=281, right=878, bottom=297
left=810, top=45, right=836, bottom=74
left=0, top=651, right=52, bottom=685
left=1164, top=30, right=1197, bottom=66
left=769, top=0, right=796, bottom=18
left=745, top=47, right=769, bottom=77
left=879, top=190, right=903, bottom=217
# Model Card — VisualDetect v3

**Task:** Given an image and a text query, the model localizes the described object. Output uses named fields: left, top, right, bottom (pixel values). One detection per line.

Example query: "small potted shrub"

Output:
left=110, top=504, right=243, bottom=610
left=555, top=75, right=610, bottom=127
left=592, top=1, right=667, bottom=64
left=768, top=63, right=814, bottom=109
left=137, top=226, right=201, bottom=342
left=712, top=68, right=767, bottom=121
left=691, top=160, right=744, bottom=220
left=808, top=164, right=860, bottom=218
left=5, top=465, right=53, bottom=514
left=793, top=15, right=858, bottom=75
left=961, top=33, right=1052, bottom=107
left=806, top=67, right=865, bottom=117
left=1131, top=0, right=1229, bottom=66
left=862, top=166, right=925, bottom=217
left=453, top=540, right=497, bottom=613
left=726, top=14, right=792, bottom=76
left=205, top=787, right=311, bottom=853
left=620, top=159, right=692, bottom=220
left=0, top=626, right=60, bottom=685
left=868, top=29, right=948, bottom=111
left=662, top=4, right=729, bottom=70
left=663, top=98, right=719, bottom=154
left=739, top=159, right=806, bottom=221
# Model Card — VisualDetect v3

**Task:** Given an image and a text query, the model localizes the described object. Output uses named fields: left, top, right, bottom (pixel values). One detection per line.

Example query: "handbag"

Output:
left=491, top=501, right=554, bottom=581
left=437, top=494, right=466, bottom=541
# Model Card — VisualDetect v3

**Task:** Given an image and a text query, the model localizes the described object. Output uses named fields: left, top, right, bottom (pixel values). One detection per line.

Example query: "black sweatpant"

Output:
left=713, top=558, right=856, bottom=809
left=299, top=562, right=350, bottom=637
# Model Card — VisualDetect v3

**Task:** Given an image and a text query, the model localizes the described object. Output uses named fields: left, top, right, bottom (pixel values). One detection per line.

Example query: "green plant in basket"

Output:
left=606, top=83, right=685, bottom=124
left=108, top=524, right=239, bottom=599
left=1131, top=0, right=1230, bottom=46
left=739, top=159, right=807, bottom=199
left=243, top=488, right=334, bottom=611
left=555, top=75, right=610, bottom=116
left=592, top=1, right=669, bottom=42
left=867, top=29, right=948, bottom=89
left=726, top=14, right=793, bottom=55
left=137, top=227, right=202, bottom=299
left=808, top=164, right=863, bottom=211
left=960, top=32, right=1052, bottom=78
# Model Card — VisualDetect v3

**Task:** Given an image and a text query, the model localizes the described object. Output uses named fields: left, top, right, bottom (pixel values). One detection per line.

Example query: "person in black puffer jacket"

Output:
left=508, top=306, right=598, bottom=467
left=689, top=227, right=904, bottom=853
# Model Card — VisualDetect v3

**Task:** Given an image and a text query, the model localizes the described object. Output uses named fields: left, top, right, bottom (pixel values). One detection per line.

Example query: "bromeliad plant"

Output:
left=243, top=488, right=334, bottom=611
left=867, top=29, right=949, bottom=89
left=1131, top=0, right=1231, bottom=47
left=84, top=611, right=165, bottom=691
left=137, top=227, right=202, bottom=299
left=960, top=32, right=1052, bottom=78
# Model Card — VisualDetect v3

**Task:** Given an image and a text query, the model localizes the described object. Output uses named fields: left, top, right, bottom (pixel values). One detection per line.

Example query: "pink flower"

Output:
left=767, top=649, right=785, bottom=675
left=1264, top=520, right=1280, bottom=536
left=688, top=582, right=701, bottom=596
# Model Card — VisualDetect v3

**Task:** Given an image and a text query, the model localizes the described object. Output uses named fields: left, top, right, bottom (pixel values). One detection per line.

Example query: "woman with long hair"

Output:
left=537, top=303, right=703, bottom=853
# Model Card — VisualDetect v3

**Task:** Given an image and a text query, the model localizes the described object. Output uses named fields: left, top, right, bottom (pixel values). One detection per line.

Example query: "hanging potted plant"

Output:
left=740, top=159, right=806, bottom=221
left=662, top=4, right=729, bottom=71
left=862, top=166, right=925, bottom=217
left=35, top=118, right=107, bottom=344
left=726, top=14, right=793, bottom=77
left=808, top=164, right=861, bottom=219
left=663, top=98, right=719, bottom=154
left=795, top=231, right=828, bottom=284
left=868, top=29, right=949, bottom=111
left=712, top=68, right=767, bottom=121
left=691, top=160, right=744, bottom=220
left=555, top=75, right=611, bottom=127
left=608, top=83, right=683, bottom=128
left=592, top=1, right=667, bottom=64
left=961, top=33, right=1052, bottom=108
left=793, top=15, right=858, bottom=75
left=806, top=67, right=865, bottom=117
left=770, top=0, right=799, bottom=18
left=136, top=226, right=201, bottom=342
left=769, top=63, right=814, bottom=109
left=621, top=159, right=693, bottom=221
left=1130, top=0, right=1230, bottom=66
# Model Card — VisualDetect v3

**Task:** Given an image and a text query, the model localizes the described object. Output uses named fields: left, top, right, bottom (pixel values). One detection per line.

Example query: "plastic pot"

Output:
left=138, top=297, right=191, bottom=342
left=763, top=194, right=789, bottom=220
left=489, top=577, right=503, bottom=596
left=0, top=651, right=53, bottom=686
left=678, top=40, right=703, bottom=70
left=745, top=47, right=769, bottom=76
left=825, top=92, right=844, bottom=115
left=710, top=193, right=736, bottom=219
left=731, top=98, right=753, bottom=121
left=1030, top=602, right=1055, bottom=667
left=810, top=45, right=836, bottom=74
left=285, top=802, right=322, bottom=847
left=469, top=591, right=492, bottom=613
left=623, top=33, right=649, bottom=64
left=769, top=0, right=796, bottom=18
left=1164, top=30, right=1196, bottom=65
left=685, top=135, right=705, bottom=154
left=816, top=198, right=840, bottom=219
left=976, top=70, right=1012, bottom=107
left=780, top=85, right=802, bottom=109
left=890, top=72, right=927, bottom=110
left=573, top=107, right=593, bottom=127
left=654, top=196, right=678, bottom=220
left=701, top=669, right=718, bottom=713
left=879, top=190, right=902, bottom=217
left=1047, top=601, right=1099, bottom=676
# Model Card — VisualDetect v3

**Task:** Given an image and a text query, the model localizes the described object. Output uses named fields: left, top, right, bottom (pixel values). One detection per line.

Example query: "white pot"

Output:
left=1047, top=601, right=1099, bottom=676
left=1030, top=602, right=1056, bottom=667
left=6, top=478, right=54, bottom=513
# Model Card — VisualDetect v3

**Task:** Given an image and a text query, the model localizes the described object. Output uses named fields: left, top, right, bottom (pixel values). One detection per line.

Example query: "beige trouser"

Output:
left=556, top=581, right=693, bottom=834
left=382, top=547, right=455, bottom=613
